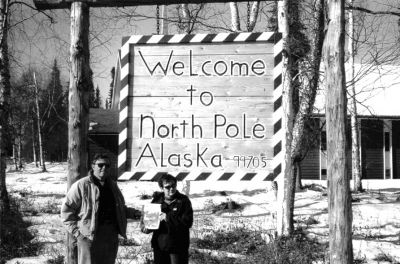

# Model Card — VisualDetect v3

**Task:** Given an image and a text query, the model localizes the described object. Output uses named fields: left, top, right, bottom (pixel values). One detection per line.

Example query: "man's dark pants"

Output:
left=77, top=224, right=119, bottom=264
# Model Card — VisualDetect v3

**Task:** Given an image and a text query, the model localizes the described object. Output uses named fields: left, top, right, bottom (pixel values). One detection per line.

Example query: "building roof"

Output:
left=89, top=108, right=118, bottom=134
left=314, top=63, right=400, bottom=117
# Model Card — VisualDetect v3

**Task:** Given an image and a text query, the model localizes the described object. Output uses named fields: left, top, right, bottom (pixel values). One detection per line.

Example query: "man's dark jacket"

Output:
left=150, top=191, right=193, bottom=253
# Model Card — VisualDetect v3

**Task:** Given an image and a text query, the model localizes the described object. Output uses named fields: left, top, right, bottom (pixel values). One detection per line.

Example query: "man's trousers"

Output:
left=77, top=224, right=119, bottom=264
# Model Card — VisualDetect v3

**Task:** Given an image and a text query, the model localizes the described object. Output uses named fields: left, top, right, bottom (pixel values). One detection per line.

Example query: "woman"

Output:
left=141, top=174, right=193, bottom=264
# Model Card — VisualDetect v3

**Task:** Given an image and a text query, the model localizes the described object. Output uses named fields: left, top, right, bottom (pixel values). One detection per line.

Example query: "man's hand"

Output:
left=126, top=207, right=142, bottom=220
left=140, top=222, right=151, bottom=234
left=77, top=234, right=92, bottom=244
left=133, top=209, right=142, bottom=220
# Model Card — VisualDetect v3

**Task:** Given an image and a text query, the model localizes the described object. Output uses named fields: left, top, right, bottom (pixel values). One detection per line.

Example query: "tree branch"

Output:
left=348, top=5, right=400, bottom=17
left=9, top=1, right=54, bottom=23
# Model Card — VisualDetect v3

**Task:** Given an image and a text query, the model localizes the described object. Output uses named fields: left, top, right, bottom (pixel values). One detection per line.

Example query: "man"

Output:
left=141, top=174, right=193, bottom=264
left=61, top=153, right=140, bottom=264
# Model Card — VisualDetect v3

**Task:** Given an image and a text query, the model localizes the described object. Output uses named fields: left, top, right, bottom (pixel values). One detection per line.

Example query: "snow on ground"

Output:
left=5, top=162, right=400, bottom=264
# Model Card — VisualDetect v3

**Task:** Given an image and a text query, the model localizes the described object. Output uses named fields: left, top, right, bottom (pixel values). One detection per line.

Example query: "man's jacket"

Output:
left=151, top=191, right=193, bottom=253
left=61, top=173, right=136, bottom=240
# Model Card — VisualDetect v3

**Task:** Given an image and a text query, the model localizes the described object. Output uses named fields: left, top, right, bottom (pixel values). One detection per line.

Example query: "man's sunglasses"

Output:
left=95, top=163, right=110, bottom=168
left=163, top=184, right=176, bottom=190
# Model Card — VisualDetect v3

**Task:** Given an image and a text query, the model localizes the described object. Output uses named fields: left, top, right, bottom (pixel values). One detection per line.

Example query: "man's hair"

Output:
left=92, top=153, right=110, bottom=164
left=158, top=173, right=177, bottom=188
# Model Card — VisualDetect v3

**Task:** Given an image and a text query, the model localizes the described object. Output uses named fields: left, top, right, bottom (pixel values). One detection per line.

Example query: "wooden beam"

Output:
left=33, top=0, right=251, bottom=10
left=67, top=3, right=90, bottom=262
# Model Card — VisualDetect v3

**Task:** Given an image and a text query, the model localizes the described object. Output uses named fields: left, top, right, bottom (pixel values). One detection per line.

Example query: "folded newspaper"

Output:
left=142, top=204, right=161, bottom=229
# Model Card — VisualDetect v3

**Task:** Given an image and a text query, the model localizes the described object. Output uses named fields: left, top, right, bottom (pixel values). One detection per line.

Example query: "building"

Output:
left=301, top=64, right=400, bottom=183
left=89, top=108, right=119, bottom=179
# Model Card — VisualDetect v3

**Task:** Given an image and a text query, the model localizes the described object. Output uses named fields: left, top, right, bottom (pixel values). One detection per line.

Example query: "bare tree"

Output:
left=180, top=4, right=191, bottom=33
left=9, top=78, right=32, bottom=170
left=290, top=0, right=324, bottom=190
left=230, top=2, right=240, bottom=31
left=323, top=0, right=353, bottom=263
left=248, top=2, right=260, bottom=32
left=276, top=0, right=295, bottom=236
left=348, top=1, right=362, bottom=192
left=0, top=0, right=11, bottom=239
left=33, top=72, right=46, bottom=172
left=31, top=121, right=38, bottom=167
left=175, top=3, right=206, bottom=33
left=0, top=1, right=57, bottom=243
left=273, top=0, right=325, bottom=236
left=346, top=1, right=400, bottom=190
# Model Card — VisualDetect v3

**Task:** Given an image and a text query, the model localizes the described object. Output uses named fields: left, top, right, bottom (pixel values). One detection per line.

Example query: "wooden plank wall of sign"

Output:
left=118, top=32, right=283, bottom=182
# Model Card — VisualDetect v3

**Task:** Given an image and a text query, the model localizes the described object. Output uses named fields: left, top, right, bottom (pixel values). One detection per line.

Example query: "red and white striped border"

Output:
left=117, top=32, right=283, bottom=181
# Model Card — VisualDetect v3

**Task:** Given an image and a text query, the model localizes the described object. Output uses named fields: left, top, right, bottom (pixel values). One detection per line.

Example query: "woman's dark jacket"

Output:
left=151, top=191, right=193, bottom=253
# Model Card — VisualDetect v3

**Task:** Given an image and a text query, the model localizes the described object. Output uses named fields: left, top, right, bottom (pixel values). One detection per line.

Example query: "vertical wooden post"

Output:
left=323, top=0, right=353, bottom=263
left=66, top=2, right=90, bottom=264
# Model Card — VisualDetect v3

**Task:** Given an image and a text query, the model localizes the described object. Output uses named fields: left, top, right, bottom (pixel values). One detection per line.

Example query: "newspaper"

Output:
left=142, top=204, right=161, bottom=230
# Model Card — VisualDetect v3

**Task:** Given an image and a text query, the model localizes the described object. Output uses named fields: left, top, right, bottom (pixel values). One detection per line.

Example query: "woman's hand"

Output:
left=159, top=212, right=166, bottom=222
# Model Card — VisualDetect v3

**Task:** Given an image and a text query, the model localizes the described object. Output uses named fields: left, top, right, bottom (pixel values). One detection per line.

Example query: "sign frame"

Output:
left=118, top=32, right=283, bottom=181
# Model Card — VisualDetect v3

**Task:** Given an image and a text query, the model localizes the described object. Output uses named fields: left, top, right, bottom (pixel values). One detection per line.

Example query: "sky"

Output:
left=10, top=2, right=248, bottom=105
left=10, top=1, right=400, bottom=107
left=10, top=4, right=157, bottom=103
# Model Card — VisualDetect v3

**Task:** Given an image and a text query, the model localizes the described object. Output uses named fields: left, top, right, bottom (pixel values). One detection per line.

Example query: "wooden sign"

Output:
left=118, top=32, right=283, bottom=181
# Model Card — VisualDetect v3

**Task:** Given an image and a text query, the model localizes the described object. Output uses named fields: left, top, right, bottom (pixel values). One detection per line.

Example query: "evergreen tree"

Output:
left=88, top=69, right=97, bottom=108
left=106, top=67, right=115, bottom=109
left=9, top=71, right=35, bottom=167
left=42, top=59, right=68, bottom=161
left=94, top=85, right=101, bottom=108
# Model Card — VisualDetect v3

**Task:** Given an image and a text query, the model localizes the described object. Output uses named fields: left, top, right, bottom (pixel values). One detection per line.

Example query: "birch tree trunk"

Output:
left=350, top=86, right=361, bottom=191
left=12, top=143, right=17, bottom=170
left=32, top=121, right=38, bottom=167
left=348, top=1, right=362, bottom=192
left=66, top=3, right=90, bottom=264
left=17, top=132, right=22, bottom=169
left=276, top=0, right=295, bottom=236
left=181, top=4, right=190, bottom=33
left=248, top=1, right=260, bottom=32
left=161, top=5, right=168, bottom=34
left=0, top=0, right=11, bottom=242
left=230, top=2, right=240, bottom=32
left=34, top=72, right=47, bottom=172
left=323, top=0, right=353, bottom=263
